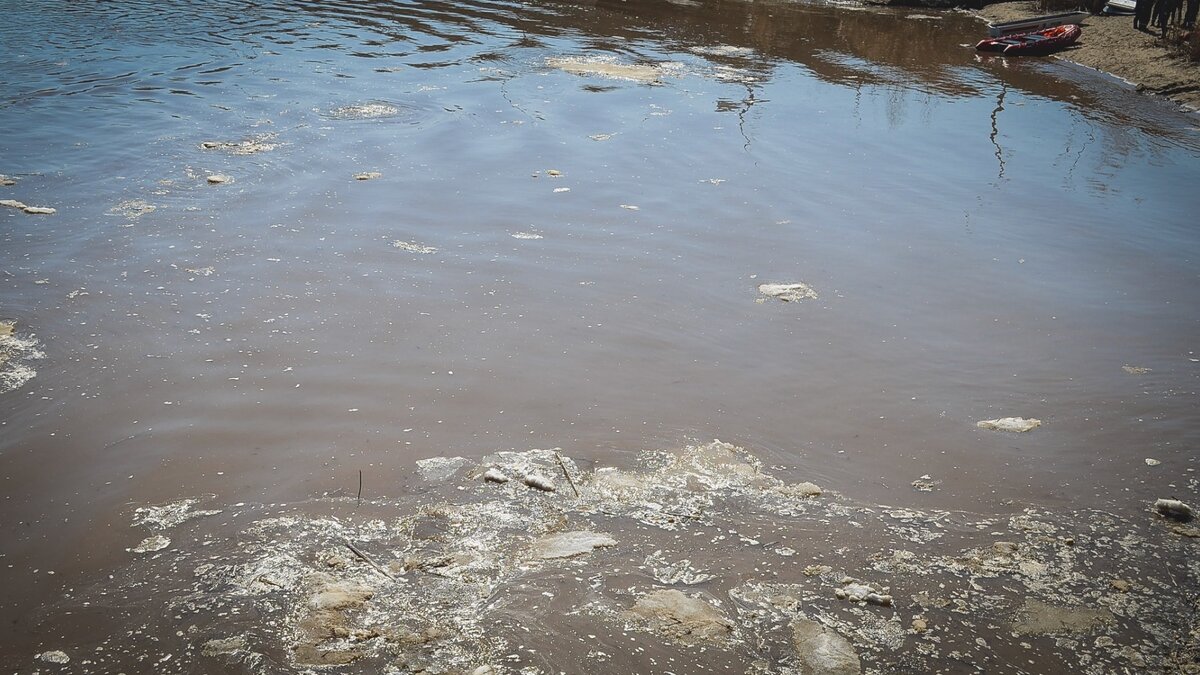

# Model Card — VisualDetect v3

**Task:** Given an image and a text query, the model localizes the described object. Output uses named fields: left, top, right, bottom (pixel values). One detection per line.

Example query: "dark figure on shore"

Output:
left=1135, top=0, right=1157, bottom=29
left=1185, top=0, right=1198, bottom=28
left=1155, top=0, right=1181, bottom=33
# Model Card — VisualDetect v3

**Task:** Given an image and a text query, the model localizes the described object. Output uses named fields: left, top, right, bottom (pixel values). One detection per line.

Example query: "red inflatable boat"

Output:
left=975, top=24, right=1082, bottom=55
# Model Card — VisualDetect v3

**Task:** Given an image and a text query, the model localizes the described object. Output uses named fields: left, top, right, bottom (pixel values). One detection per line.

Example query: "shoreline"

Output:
left=975, top=1, right=1200, bottom=110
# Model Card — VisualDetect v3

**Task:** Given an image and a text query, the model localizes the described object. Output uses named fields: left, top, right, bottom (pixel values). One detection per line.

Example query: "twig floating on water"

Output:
left=343, top=540, right=397, bottom=582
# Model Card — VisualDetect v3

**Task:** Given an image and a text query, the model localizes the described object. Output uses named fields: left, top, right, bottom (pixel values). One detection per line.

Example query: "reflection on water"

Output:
left=1, top=0, right=1198, bottom=668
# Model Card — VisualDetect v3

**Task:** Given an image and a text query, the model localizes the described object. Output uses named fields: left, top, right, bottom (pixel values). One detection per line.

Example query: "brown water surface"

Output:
left=1, top=0, right=1198, bottom=669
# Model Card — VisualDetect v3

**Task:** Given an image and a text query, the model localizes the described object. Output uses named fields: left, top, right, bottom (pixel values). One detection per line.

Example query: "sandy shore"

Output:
left=978, top=1, right=1200, bottom=110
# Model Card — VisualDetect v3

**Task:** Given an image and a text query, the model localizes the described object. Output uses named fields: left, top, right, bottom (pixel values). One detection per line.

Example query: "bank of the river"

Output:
left=977, top=2, right=1200, bottom=110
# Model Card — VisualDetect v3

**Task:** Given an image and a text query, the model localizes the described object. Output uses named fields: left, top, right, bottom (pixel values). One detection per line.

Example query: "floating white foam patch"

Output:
left=0, top=323, right=44, bottom=394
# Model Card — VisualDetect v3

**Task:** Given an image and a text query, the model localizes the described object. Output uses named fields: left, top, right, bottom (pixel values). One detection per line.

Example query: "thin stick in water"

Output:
left=357, top=469, right=363, bottom=507
left=555, top=451, right=581, bottom=498
left=344, top=540, right=397, bottom=582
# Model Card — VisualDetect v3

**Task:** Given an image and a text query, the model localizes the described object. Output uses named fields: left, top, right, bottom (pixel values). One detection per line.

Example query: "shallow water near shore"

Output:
left=2, top=0, right=1199, bottom=671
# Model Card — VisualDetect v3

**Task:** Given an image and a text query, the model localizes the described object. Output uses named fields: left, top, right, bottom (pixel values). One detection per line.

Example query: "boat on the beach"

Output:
left=1102, top=0, right=1136, bottom=14
left=986, top=10, right=1089, bottom=37
left=975, top=24, right=1082, bottom=55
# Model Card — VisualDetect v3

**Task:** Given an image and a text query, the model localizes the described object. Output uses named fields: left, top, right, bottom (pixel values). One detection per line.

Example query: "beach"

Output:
left=979, top=1, right=1200, bottom=109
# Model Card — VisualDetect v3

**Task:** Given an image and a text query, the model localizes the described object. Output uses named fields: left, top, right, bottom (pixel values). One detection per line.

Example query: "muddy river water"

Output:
left=2, top=0, right=1199, bottom=672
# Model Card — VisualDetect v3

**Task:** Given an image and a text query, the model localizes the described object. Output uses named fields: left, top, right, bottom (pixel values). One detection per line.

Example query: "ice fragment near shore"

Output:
left=1, top=199, right=55, bottom=215
left=628, top=590, right=733, bottom=644
left=392, top=240, right=438, bottom=254
left=199, top=134, right=278, bottom=155
left=416, top=456, right=471, bottom=482
left=131, top=535, right=171, bottom=553
left=482, top=467, right=510, bottom=484
left=326, top=102, right=400, bottom=119
left=1155, top=498, right=1193, bottom=521
left=791, top=620, right=861, bottom=675
left=133, top=499, right=222, bottom=530
left=1011, top=599, right=1114, bottom=635
left=0, top=320, right=44, bottom=394
left=523, top=473, right=557, bottom=492
left=547, top=56, right=667, bottom=84
left=530, top=531, right=616, bottom=559
left=758, top=282, right=817, bottom=302
left=835, top=580, right=893, bottom=606
left=976, top=417, right=1041, bottom=432
left=37, top=651, right=70, bottom=664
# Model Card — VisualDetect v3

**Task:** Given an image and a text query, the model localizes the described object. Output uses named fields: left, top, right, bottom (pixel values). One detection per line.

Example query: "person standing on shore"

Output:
left=1154, top=0, right=1181, bottom=33
left=1135, top=0, right=1156, bottom=30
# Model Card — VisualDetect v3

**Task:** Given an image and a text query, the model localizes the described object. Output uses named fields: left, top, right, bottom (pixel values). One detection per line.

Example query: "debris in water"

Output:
left=835, top=579, right=893, bottom=606
left=326, top=102, right=401, bottom=119
left=758, top=282, right=817, bottom=302
left=131, top=535, right=171, bottom=553
left=620, top=204, right=639, bottom=210
left=553, top=187, right=570, bottom=193
left=911, top=475, right=940, bottom=492
left=546, top=169, right=563, bottom=177
left=1122, top=365, right=1152, bottom=374
left=589, top=133, right=615, bottom=141
left=110, top=199, right=156, bottom=219
left=689, top=45, right=756, bottom=58
left=206, top=174, right=232, bottom=184
left=0, top=320, right=44, bottom=394
left=644, top=550, right=715, bottom=585
left=0, top=174, right=14, bottom=186
left=1155, top=498, right=1193, bottom=521
left=199, top=134, right=279, bottom=155
left=510, top=231, right=543, bottom=240
left=976, top=417, right=1042, bottom=432
left=392, top=240, right=438, bottom=254
left=416, top=456, right=471, bottom=482
left=523, top=473, right=557, bottom=492
left=36, top=651, right=70, bottom=664
left=133, top=499, right=222, bottom=530
left=1, top=199, right=55, bottom=215
left=185, top=266, right=216, bottom=277
left=354, top=172, right=383, bottom=181
left=780, top=481, right=823, bottom=498
left=292, top=574, right=377, bottom=665
left=1011, top=599, right=1114, bottom=635
left=46, top=440, right=1200, bottom=672
left=482, top=467, right=510, bottom=484
left=546, top=56, right=669, bottom=84
left=791, top=620, right=861, bottom=675
left=628, top=590, right=734, bottom=644
left=1145, top=458, right=1161, bottom=466
left=530, top=531, right=616, bottom=559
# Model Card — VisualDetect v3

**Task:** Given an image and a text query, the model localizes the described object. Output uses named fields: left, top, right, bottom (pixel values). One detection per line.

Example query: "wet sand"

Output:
left=978, top=1, right=1200, bottom=109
